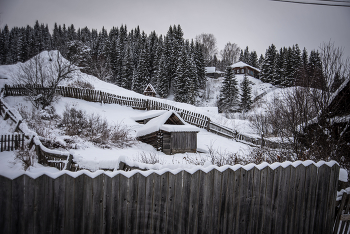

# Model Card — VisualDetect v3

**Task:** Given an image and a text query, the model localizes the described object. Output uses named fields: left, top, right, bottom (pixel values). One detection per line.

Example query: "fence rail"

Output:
left=2, top=84, right=289, bottom=148
left=0, top=163, right=340, bottom=234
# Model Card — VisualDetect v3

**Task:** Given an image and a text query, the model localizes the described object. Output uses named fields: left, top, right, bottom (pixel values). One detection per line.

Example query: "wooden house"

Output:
left=230, top=61, right=260, bottom=78
left=136, top=111, right=199, bottom=155
left=143, top=83, right=157, bottom=97
left=301, top=78, right=350, bottom=158
left=205, top=67, right=224, bottom=79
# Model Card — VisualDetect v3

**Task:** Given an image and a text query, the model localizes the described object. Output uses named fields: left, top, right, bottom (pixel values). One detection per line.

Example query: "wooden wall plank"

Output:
left=304, top=164, right=318, bottom=234
left=287, top=166, right=297, bottom=234
left=118, top=175, right=128, bottom=233
left=180, top=171, right=191, bottom=233
left=128, top=173, right=138, bottom=233
left=72, top=174, right=83, bottom=233
left=270, top=166, right=282, bottom=233
left=152, top=173, right=161, bottom=233
left=212, top=169, right=222, bottom=233
left=11, top=175, right=24, bottom=234
left=260, top=166, right=274, bottom=234
left=136, top=173, right=146, bottom=233
left=158, top=172, right=168, bottom=233
left=107, top=174, right=119, bottom=233
left=101, top=174, right=110, bottom=234
left=92, top=174, right=104, bottom=234
left=172, top=171, right=183, bottom=234
left=188, top=170, right=200, bottom=234
left=23, top=175, right=35, bottom=234
left=53, top=175, right=66, bottom=234
left=166, top=172, right=175, bottom=234
left=326, top=165, right=339, bottom=233
left=82, top=174, right=93, bottom=234
left=219, top=168, right=230, bottom=234
left=144, top=173, right=154, bottom=233
left=314, top=164, right=332, bottom=234
left=294, top=164, right=306, bottom=234
left=248, top=167, right=262, bottom=233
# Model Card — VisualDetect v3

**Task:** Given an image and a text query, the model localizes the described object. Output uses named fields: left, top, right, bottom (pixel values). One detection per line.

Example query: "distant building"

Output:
left=143, top=83, right=157, bottom=97
left=136, top=111, right=199, bottom=155
left=230, top=61, right=260, bottom=78
left=205, top=67, right=224, bottom=79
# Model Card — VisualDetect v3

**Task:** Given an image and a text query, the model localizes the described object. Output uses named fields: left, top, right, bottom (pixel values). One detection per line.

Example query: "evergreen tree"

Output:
left=260, top=44, right=277, bottom=83
left=240, top=73, right=253, bottom=112
left=132, top=48, right=149, bottom=93
left=239, top=49, right=244, bottom=62
left=156, top=53, right=170, bottom=98
left=217, top=66, right=239, bottom=113
left=121, top=46, right=134, bottom=89
left=194, top=41, right=206, bottom=89
left=249, top=51, right=258, bottom=68
left=258, top=54, right=264, bottom=70
left=243, top=46, right=250, bottom=64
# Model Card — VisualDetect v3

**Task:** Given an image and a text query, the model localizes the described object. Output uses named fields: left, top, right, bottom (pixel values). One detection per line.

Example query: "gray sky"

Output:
left=1, top=0, right=349, bottom=58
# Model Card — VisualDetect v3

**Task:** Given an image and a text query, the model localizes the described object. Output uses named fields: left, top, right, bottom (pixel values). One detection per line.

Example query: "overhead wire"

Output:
left=271, top=0, right=350, bottom=7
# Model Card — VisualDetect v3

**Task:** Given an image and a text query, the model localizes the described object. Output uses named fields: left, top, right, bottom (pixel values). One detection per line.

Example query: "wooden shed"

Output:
left=136, top=111, right=199, bottom=155
left=143, top=83, right=157, bottom=97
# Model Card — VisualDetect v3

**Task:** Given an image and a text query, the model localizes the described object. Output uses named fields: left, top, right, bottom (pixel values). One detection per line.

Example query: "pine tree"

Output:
left=260, top=44, right=277, bottom=83
left=240, top=73, right=253, bottom=112
left=156, top=53, right=169, bottom=98
left=217, top=66, right=239, bottom=113
left=132, top=48, right=149, bottom=93
left=249, top=51, right=258, bottom=68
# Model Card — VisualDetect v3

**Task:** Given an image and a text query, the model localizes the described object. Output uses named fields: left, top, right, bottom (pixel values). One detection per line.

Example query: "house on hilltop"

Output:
left=230, top=61, right=260, bottom=78
left=136, top=111, right=199, bottom=155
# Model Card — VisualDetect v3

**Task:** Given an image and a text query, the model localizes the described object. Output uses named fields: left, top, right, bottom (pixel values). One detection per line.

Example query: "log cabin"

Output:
left=136, top=111, right=199, bottom=155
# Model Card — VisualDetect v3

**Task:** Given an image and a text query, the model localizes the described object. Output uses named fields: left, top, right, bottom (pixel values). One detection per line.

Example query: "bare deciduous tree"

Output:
left=195, top=33, right=218, bottom=66
left=16, top=51, right=78, bottom=109
left=220, top=42, right=241, bottom=68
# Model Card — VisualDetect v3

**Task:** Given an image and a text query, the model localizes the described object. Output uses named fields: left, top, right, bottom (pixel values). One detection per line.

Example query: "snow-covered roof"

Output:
left=230, top=61, right=261, bottom=72
left=131, top=110, right=167, bottom=121
left=143, top=83, right=156, bottom=93
left=136, top=111, right=199, bottom=137
left=328, top=77, right=350, bottom=108
left=205, top=67, right=216, bottom=73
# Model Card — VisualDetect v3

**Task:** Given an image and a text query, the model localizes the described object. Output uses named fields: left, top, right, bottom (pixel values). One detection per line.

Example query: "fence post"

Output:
left=65, top=154, right=73, bottom=171
left=206, top=118, right=211, bottom=132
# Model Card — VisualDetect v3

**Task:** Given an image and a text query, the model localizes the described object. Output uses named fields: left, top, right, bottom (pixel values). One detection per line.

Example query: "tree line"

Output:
left=0, top=21, right=206, bottom=105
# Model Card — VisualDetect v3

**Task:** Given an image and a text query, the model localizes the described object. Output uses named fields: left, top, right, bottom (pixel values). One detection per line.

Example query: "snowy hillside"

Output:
left=0, top=51, right=257, bottom=173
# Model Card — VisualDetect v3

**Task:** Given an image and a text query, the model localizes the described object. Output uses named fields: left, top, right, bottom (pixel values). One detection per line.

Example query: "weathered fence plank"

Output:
left=53, top=175, right=66, bottom=234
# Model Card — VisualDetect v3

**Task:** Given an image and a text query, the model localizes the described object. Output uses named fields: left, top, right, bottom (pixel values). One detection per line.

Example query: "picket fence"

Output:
left=0, top=163, right=340, bottom=234
left=3, top=84, right=288, bottom=149
left=0, top=134, right=24, bottom=152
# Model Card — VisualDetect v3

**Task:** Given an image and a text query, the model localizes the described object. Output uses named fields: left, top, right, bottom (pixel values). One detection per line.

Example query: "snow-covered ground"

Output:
left=0, top=51, right=282, bottom=174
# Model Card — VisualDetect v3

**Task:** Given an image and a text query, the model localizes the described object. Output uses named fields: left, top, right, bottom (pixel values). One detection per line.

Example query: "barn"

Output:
left=136, top=111, right=199, bottom=155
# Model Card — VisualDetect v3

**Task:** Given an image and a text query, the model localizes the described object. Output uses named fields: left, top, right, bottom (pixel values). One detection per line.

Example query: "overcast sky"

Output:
left=1, top=0, right=349, bottom=58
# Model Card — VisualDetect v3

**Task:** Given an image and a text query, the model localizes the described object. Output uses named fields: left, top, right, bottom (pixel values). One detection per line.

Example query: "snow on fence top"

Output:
left=0, top=160, right=339, bottom=180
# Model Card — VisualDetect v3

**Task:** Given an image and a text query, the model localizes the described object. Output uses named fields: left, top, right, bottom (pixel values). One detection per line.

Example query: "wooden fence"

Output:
left=2, top=84, right=289, bottom=149
left=0, top=163, right=339, bottom=234
left=0, top=134, right=24, bottom=152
